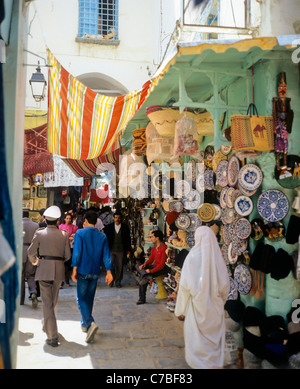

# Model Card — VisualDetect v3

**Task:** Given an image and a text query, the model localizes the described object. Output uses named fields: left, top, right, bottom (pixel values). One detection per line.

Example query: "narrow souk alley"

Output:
left=16, top=268, right=190, bottom=370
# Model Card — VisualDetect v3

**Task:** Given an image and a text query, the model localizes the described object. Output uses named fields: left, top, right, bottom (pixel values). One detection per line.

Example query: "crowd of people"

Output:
left=22, top=203, right=230, bottom=369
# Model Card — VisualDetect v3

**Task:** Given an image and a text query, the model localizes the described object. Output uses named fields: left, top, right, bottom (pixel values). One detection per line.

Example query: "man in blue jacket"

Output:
left=71, top=210, right=113, bottom=343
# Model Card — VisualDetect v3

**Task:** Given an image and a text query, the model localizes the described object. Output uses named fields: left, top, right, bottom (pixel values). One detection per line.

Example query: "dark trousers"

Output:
left=135, top=264, right=168, bottom=302
left=111, top=251, right=125, bottom=286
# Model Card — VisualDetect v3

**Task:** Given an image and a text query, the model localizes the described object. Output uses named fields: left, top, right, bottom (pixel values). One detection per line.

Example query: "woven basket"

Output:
left=146, top=107, right=222, bottom=137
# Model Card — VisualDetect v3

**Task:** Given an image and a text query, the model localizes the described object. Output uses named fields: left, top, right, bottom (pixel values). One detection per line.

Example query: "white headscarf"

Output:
left=175, top=226, right=230, bottom=369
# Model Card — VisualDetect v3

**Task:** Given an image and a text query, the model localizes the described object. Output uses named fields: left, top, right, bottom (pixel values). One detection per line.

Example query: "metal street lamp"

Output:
left=29, top=61, right=47, bottom=102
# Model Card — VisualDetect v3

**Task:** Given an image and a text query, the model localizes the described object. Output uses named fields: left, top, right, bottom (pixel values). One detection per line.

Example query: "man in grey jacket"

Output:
left=28, top=205, right=71, bottom=347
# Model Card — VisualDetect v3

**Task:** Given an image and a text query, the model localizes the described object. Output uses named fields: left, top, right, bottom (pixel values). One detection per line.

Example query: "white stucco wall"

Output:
left=24, top=0, right=180, bottom=111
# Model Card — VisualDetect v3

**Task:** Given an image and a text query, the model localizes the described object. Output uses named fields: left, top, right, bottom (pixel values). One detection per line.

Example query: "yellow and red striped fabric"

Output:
left=47, top=49, right=156, bottom=160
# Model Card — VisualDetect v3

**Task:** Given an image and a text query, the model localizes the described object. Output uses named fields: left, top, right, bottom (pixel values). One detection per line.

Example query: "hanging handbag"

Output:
left=231, top=103, right=274, bottom=152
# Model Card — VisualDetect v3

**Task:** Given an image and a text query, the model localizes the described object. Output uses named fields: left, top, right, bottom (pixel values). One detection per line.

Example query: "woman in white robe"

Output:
left=175, top=226, right=230, bottom=369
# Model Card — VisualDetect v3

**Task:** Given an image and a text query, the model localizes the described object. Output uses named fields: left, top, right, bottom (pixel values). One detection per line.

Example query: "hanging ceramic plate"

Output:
left=197, top=203, right=216, bottom=222
left=238, top=185, right=257, bottom=197
left=234, top=264, right=252, bottom=295
left=221, top=244, right=230, bottom=265
left=250, top=218, right=265, bottom=240
left=222, top=224, right=232, bottom=245
left=234, top=218, right=252, bottom=239
left=234, top=195, right=253, bottom=217
left=232, top=238, right=248, bottom=255
left=212, top=204, right=222, bottom=220
left=227, top=154, right=240, bottom=187
left=175, top=180, right=191, bottom=198
left=220, top=187, right=229, bottom=209
left=216, top=160, right=229, bottom=187
left=221, top=207, right=237, bottom=224
left=175, top=213, right=191, bottom=230
left=257, top=189, right=289, bottom=222
left=169, top=200, right=184, bottom=213
left=196, top=174, right=205, bottom=193
left=227, top=277, right=238, bottom=300
left=228, top=242, right=238, bottom=264
left=204, top=169, right=215, bottom=190
left=238, top=164, right=263, bottom=191
left=225, top=187, right=236, bottom=208
left=220, top=145, right=232, bottom=156
left=182, top=189, right=202, bottom=210
left=188, top=212, right=202, bottom=231
left=186, top=231, right=195, bottom=248
left=212, top=150, right=227, bottom=172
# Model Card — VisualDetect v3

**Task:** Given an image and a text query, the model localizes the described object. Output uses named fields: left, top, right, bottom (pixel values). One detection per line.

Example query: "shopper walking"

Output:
left=21, top=210, right=39, bottom=308
left=104, top=211, right=131, bottom=288
left=135, top=229, right=168, bottom=305
left=71, top=210, right=113, bottom=343
left=59, top=212, right=78, bottom=285
left=27, top=206, right=71, bottom=347
left=175, top=226, right=230, bottom=369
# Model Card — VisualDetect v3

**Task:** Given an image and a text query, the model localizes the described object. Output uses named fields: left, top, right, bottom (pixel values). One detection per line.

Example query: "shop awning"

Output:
left=47, top=49, right=158, bottom=160
left=62, top=146, right=122, bottom=178
left=123, top=35, right=299, bottom=149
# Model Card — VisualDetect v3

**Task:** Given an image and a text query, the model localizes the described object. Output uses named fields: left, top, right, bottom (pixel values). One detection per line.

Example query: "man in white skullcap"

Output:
left=28, top=206, right=71, bottom=347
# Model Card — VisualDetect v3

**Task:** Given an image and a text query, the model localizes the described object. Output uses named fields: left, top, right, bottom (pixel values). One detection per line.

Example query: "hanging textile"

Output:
left=47, top=49, right=157, bottom=160
left=23, top=122, right=54, bottom=175
left=43, top=155, right=84, bottom=187
left=63, top=145, right=122, bottom=178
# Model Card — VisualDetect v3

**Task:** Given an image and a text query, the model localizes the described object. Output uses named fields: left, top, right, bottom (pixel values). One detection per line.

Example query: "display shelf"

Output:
left=166, top=263, right=182, bottom=274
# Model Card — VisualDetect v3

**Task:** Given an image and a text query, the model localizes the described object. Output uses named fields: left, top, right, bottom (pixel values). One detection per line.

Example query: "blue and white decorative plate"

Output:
left=234, top=264, right=252, bottom=295
left=227, top=155, right=240, bottom=187
left=220, top=187, right=229, bottom=209
left=225, top=187, right=235, bottom=208
left=204, top=169, right=215, bottom=190
left=234, top=195, right=253, bottom=216
left=238, top=164, right=263, bottom=191
left=257, top=189, right=289, bottom=222
left=228, top=242, right=238, bottom=264
left=227, top=277, right=238, bottom=300
left=213, top=204, right=222, bottom=220
left=216, top=160, right=229, bottom=187
left=232, top=238, right=248, bottom=255
left=221, top=244, right=229, bottom=265
left=170, top=200, right=184, bottom=213
left=234, top=217, right=252, bottom=239
left=222, top=224, right=232, bottom=245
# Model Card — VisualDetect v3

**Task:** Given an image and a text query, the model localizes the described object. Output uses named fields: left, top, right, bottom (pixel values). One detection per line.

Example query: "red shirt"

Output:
left=145, top=243, right=167, bottom=273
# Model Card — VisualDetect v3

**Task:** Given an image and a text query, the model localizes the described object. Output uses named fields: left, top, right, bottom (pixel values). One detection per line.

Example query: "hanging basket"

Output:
left=146, top=106, right=223, bottom=138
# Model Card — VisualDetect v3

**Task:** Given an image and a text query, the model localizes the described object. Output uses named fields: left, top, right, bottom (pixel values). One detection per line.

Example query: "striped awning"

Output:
left=63, top=146, right=122, bottom=178
left=47, top=49, right=157, bottom=160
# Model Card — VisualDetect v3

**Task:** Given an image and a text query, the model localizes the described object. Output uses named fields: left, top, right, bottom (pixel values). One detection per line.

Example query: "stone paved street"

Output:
left=16, top=268, right=190, bottom=370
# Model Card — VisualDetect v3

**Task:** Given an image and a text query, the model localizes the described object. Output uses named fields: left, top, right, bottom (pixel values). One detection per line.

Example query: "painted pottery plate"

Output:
left=175, top=213, right=191, bottom=230
left=162, top=200, right=170, bottom=212
left=220, top=187, right=229, bottom=209
left=235, top=218, right=252, bottom=239
left=228, top=242, right=238, bottom=264
left=234, top=195, right=253, bottom=216
left=238, top=184, right=257, bottom=197
left=197, top=203, right=216, bottom=222
left=182, top=189, right=202, bottom=210
left=216, top=160, right=229, bottom=187
left=234, top=264, right=252, bottom=295
left=232, top=238, right=248, bottom=255
left=227, top=277, right=238, bottom=300
left=188, top=212, right=202, bottom=231
left=204, top=169, right=215, bottom=190
left=221, top=244, right=230, bottom=265
left=238, top=164, right=263, bottom=191
left=222, top=224, right=232, bottom=245
left=257, top=189, right=289, bottom=222
left=221, top=207, right=237, bottom=224
left=227, top=154, right=240, bottom=187
left=169, top=200, right=184, bottom=213
left=186, top=231, right=195, bottom=248
left=212, top=150, right=227, bottom=172
left=225, top=187, right=236, bottom=208
left=212, top=204, right=222, bottom=220
left=220, top=145, right=232, bottom=155
left=263, top=221, right=285, bottom=242
left=196, top=174, right=205, bottom=193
